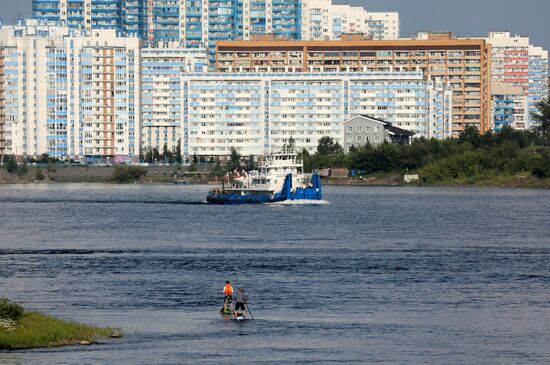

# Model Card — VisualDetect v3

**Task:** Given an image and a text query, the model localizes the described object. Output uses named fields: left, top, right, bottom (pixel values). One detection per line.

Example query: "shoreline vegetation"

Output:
left=0, top=299, right=121, bottom=350
left=1, top=99, right=550, bottom=190
left=0, top=141, right=550, bottom=188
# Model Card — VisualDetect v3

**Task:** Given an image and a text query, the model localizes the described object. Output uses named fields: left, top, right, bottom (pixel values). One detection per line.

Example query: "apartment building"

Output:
left=301, top=0, right=399, bottom=41
left=141, top=47, right=208, bottom=154
left=491, top=83, right=528, bottom=131
left=0, top=21, right=141, bottom=161
left=216, top=34, right=491, bottom=135
left=182, top=71, right=451, bottom=159
left=528, top=46, right=549, bottom=125
left=33, top=1, right=398, bottom=47
left=0, top=47, right=5, bottom=159
left=484, top=32, right=548, bottom=128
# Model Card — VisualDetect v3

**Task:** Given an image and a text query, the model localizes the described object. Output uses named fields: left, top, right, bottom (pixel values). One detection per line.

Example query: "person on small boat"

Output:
left=234, top=288, right=248, bottom=318
left=223, top=281, right=233, bottom=313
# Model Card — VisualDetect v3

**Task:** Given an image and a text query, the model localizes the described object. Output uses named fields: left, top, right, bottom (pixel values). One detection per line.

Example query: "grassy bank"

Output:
left=0, top=299, right=120, bottom=350
left=0, top=164, right=211, bottom=184
left=324, top=171, right=550, bottom=189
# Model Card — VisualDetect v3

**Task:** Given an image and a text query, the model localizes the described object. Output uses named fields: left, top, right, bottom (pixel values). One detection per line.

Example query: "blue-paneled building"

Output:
left=33, top=0, right=302, bottom=48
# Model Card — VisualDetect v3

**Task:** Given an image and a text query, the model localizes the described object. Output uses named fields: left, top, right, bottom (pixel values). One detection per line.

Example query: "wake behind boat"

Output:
left=206, top=149, right=322, bottom=205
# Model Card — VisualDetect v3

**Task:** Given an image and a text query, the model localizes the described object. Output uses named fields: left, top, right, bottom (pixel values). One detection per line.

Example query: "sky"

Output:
left=1, top=0, right=549, bottom=50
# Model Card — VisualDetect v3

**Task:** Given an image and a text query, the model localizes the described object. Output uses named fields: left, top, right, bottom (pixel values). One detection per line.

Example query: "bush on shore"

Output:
left=0, top=298, right=24, bottom=323
left=112, top=165, right=147, bottom=183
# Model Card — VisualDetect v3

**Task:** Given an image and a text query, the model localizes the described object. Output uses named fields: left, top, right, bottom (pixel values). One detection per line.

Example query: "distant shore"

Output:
left=1, top=166, right=549, bottom=189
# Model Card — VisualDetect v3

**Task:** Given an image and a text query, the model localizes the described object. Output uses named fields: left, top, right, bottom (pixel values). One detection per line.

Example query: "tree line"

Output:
left=299, top=97, right=550, bottom=182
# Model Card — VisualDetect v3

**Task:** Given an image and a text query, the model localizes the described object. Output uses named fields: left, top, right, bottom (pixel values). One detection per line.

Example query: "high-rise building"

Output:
left=528, top=46, right=549, bottom=125
left=215, top=33, right=491, bottom=136
left=0, top=47, right=5, bottom=159
left=301, top=0, right=399, bottom=41
left=33, top=0, right=399, bottom=47
left=484, top=32, right=548, bottom=129
left=33, top=0, right=148, bottom=40
left=491, top=83, right=528, bottom=131
left=0, top=21, right=141, bottom=161
left=141, top=47, right=208, bottom=154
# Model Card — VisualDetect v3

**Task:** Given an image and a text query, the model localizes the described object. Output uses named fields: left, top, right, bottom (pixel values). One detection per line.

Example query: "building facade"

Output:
left=491, top=83, right=528, bottom=131
left=33, top=0, right=148, bottom=40
left=215, top=34, right=491, bottom=136
left=141, top=47, right=208, bottom=154
left=484, top=32, right=548, bottom=129
left=0, top=21, right=141, bottom=161
left=301, top=0, right=399, bottom=41
left=528, top=45, right=549, bottom=126
left=182, top=71, right=451, bottom=159
left=342, top=115, right=414, bottom=151
left=33, top=0, right=398, bottom=46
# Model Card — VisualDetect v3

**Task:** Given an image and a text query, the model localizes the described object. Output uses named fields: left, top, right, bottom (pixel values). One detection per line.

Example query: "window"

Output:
left=356, top=125, right=362, bottom=132
left=356, top=135, right=362, bottom=143
left=347, top=125, right=352, bottom=132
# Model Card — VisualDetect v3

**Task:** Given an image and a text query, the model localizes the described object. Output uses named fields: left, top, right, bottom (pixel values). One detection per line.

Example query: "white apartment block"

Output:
left=301, top=0, right=399, bottom=41
left=0, top=20, right=141, bottom=162
left=182, top=72, right=451, bottom=159
left=141, top=48, right=208, bottom=154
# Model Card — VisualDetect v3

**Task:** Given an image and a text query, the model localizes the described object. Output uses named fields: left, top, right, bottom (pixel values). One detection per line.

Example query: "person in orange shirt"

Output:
left=223, top=281, right=233, bottom=313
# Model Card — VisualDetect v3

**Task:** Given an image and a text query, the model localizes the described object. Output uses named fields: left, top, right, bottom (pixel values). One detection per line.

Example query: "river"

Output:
left=0, top=184, right=549, bottom=364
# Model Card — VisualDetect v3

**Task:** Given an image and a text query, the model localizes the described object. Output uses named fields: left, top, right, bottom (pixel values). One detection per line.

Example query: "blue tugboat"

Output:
left=206, top=149, right=322, bottom=204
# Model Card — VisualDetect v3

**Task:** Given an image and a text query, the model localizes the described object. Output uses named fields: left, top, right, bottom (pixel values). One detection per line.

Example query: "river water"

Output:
left=0, top=184, right=549, bottom=364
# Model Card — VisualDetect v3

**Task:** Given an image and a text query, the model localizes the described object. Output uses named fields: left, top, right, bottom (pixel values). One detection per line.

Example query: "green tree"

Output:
left=212, top=158, right=223, bottom=177
left=161, top=143, right=175, bottom=163
left=175, top=139, right=182, bottom=163
left=226, top=147, right=241, bottom=171
left=317, top=136, right=343, bottom=156
left=531, top=97, right=550, bottom=146
left=4, top=155, right=17, bottom=174
left=458, top=125, right=482, bottom=148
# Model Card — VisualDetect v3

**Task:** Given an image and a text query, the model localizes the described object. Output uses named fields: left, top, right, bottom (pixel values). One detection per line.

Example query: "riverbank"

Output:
left=0, top=165, right=212, bottom=185
left=0, top=310, right=120, bottom=350
left=324, top=172, right=550, bottom=189
left=1, top=165, right=550, bottom=189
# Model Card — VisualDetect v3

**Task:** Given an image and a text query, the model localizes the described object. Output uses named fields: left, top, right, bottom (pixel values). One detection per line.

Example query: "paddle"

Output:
left=244, top=301, right=254, bottom=320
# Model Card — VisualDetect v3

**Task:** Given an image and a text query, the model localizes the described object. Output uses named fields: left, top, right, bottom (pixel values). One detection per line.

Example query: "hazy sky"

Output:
left=1, top=0, right=549, bottom=50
